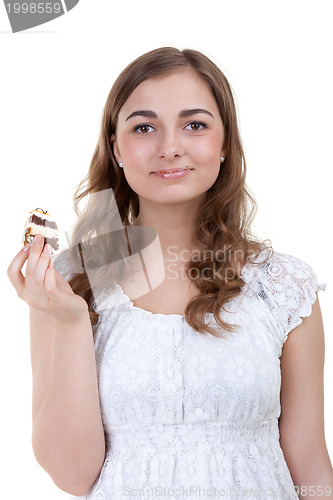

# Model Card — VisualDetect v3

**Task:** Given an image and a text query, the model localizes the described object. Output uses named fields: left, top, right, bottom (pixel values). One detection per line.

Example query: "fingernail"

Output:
left=23, top=243, right=31, bottom=252
left=34, top=234, right=42, bottom=244
left=43, top=243, right=51, bottom=253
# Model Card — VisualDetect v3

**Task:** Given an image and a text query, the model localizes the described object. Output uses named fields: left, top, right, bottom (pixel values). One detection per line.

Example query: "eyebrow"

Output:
left=125, top=108, right=214, bottom=122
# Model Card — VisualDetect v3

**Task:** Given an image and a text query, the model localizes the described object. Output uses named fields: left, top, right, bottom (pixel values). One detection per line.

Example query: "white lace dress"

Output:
left=54, top=247, right=326, bottom=500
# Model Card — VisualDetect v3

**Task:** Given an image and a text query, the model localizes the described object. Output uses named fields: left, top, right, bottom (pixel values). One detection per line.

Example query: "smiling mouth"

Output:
left=151, top=167, right=194, bottom=174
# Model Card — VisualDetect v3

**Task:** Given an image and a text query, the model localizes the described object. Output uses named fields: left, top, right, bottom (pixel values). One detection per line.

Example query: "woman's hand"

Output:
left=7, top=234, right=89, bottom=325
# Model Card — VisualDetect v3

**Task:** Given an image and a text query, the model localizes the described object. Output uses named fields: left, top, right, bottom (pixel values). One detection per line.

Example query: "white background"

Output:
left=1, top=0, right=332, bottom=498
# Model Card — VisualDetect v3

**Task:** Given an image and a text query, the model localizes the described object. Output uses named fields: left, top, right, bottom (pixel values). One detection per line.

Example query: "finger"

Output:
left=45, top=264, right=73, bottom=307
left=44, top=264, right=57, bottom=300
left=25, top=234, right=45, bottom=277
left=7, top=243, right=31, bottom=297
left=34, top=243, right=52, bottom=284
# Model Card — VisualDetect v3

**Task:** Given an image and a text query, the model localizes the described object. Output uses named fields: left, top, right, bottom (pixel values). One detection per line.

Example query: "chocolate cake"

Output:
left=23, top=208, right=59, bottom=252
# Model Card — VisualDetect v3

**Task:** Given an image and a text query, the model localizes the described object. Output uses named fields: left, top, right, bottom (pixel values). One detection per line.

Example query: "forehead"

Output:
left=119, top=69, right=219, bottom=118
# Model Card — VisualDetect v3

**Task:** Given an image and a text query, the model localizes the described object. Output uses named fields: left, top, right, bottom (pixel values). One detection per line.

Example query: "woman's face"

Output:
left=111, top=68, right=227, bottom=207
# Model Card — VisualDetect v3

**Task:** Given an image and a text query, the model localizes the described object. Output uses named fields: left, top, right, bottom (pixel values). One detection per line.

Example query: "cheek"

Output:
left=193, top=132, right=223, bottom=186
left=118, top=137, right=148, bottom=189
left=191, top=132, right=223, bottom=164
left=118, top=135, right=136, bottom=159
left=118, top=134, right=152, bottom=165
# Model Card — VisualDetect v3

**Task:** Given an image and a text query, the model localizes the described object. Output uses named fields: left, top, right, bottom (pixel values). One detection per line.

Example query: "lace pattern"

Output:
left=52, top=247, right=326, bottom=499
left=247, top=250, right=326, bottom=345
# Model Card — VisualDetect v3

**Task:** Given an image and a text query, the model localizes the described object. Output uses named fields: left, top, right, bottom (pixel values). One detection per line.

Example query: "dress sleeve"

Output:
left=52, top=250, right=77, bottom=283
left=263, top=251, right=326, bottom=344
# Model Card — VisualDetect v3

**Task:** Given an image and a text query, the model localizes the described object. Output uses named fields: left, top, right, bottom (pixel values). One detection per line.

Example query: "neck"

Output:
left=132, top=196, right=206, bottom=256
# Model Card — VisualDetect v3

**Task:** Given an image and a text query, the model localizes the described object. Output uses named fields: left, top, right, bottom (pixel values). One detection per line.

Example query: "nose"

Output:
left=158, top=129, right=184, bottom=160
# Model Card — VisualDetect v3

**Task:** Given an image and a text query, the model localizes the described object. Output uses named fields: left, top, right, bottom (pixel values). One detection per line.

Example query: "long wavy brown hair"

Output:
left=55, top=46, right=273, bottom=337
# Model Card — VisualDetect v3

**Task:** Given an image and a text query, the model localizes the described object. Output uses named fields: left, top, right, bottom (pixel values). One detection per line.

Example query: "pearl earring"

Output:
left=118, top=162, right=123, bottom=168
left=220, top=157, right=225, bottom=163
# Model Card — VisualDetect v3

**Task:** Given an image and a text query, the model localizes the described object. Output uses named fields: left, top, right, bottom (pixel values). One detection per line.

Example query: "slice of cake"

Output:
left=23, top=208, right=59, bottom=252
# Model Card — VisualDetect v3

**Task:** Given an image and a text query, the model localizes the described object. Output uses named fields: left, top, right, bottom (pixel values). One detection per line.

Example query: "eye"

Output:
left=133, top=124, right=154, bottom=134
left=185, top=121, right=208, bottom=131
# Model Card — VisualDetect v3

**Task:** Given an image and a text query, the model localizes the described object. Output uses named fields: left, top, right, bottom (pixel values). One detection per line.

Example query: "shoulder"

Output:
left=243, top=246, right=322, bottom=290
left=52, top=247, right=82, bottom=274
left=243, top=247, right=326, bottom=345
left=264, top=249, right=318, bottom=280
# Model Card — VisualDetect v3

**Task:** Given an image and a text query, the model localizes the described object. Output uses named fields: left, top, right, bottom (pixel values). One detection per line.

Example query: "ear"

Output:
left=110, top=134, right=121, bottom=162
left=221, top=137, right=229, bottom=159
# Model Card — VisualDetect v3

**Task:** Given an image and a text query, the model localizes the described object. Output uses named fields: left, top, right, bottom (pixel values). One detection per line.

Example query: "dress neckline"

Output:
left=114, top=259, right=252, bottom=319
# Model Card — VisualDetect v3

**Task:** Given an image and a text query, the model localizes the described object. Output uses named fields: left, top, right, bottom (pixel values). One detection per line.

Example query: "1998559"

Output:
left=5, top=3, right=62, bottom=14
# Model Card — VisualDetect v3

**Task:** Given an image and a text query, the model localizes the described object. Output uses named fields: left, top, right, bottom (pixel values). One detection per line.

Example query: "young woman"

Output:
left=7, top=47, right=333, bottom=499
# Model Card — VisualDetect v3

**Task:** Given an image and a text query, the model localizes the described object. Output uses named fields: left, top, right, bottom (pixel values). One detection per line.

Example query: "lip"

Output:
left=151, top=167, right=194, bottom=179
left=151, top=168, right=194, bottom=179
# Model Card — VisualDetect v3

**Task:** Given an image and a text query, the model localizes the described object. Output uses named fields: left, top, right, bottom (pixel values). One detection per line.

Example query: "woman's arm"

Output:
left=30, top=307, right=54, bottom=425
left=279, top=295, right=333, bottom=499
left=7, top=238, right=105, bottom=496
left=31, top=309, right=106, bottom=496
